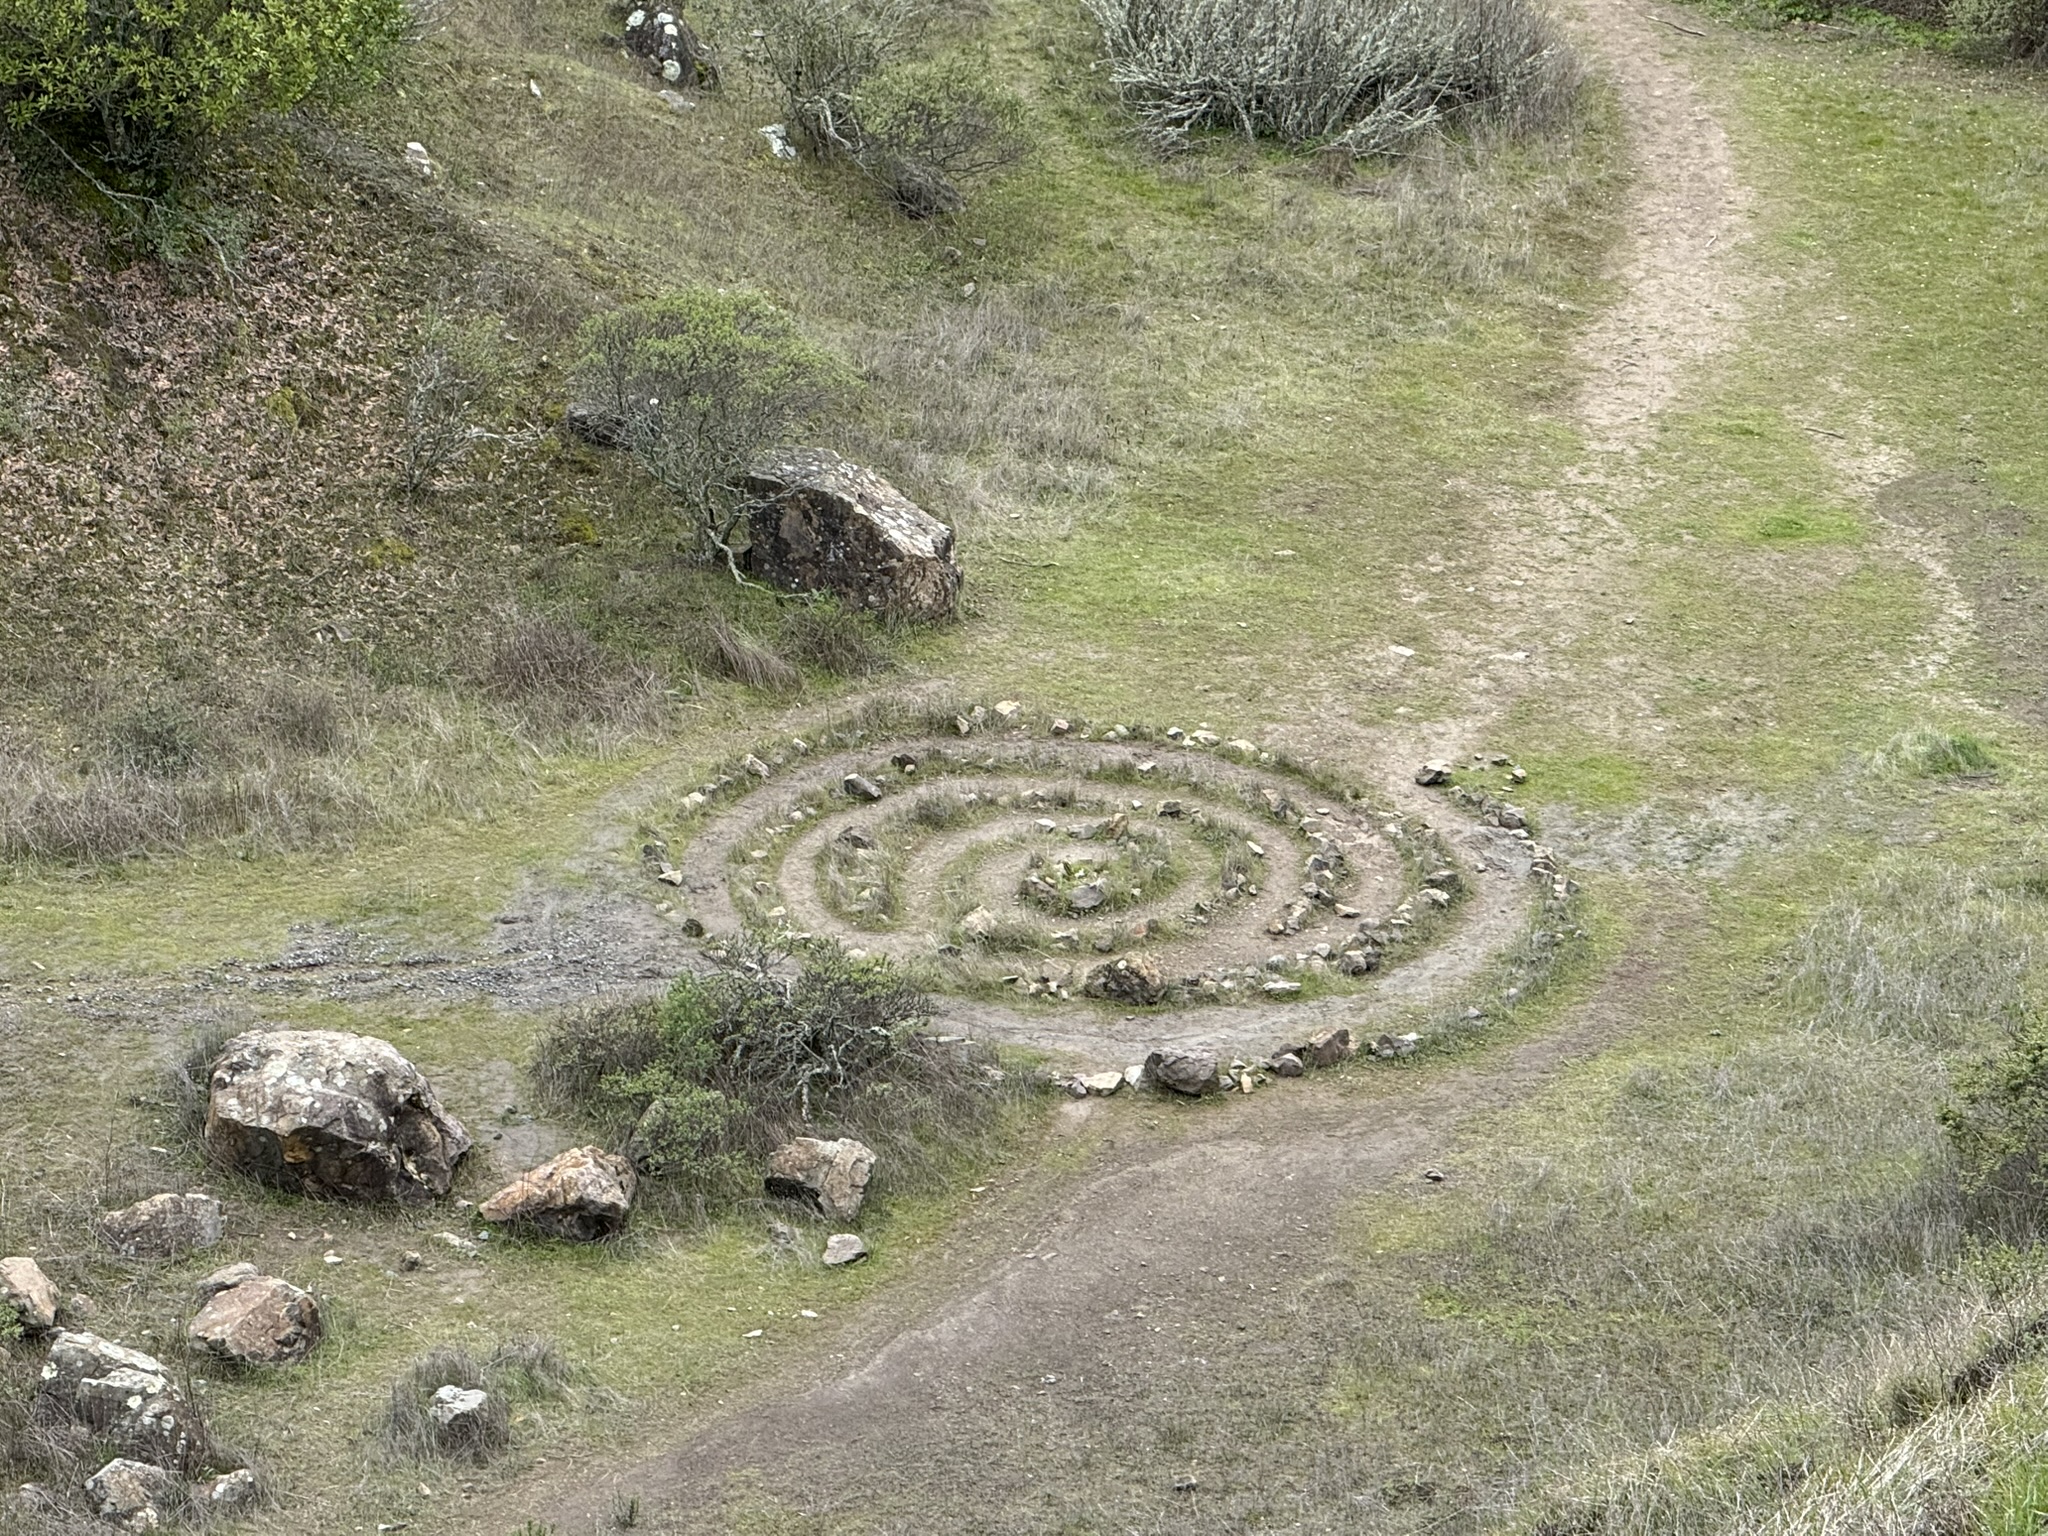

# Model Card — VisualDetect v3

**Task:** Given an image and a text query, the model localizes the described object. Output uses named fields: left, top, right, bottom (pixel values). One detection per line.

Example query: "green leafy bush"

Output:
left=533, top=941, right=1020, bottom=1206
left=570, top=290, right=847, bottom=564
left=1949, top=0, right=2048, bottom=56
left=0, top=0, right=406, bottom=172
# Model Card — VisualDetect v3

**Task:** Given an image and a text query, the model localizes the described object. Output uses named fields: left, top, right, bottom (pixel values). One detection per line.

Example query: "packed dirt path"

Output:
left=537, top=1, right=1749, bottom=1530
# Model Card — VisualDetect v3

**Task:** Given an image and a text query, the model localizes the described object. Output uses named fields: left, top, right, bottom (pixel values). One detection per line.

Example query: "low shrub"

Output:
left=533, top=941, right=1023, bottom=1207
left=1944, top=1017, right=2048, bottom=1240
left=571, top=291, right=847, bottom=563
left=700, top=616, right=801, bottom=693
left=100, top=696, right=211, bottom=777
left=481, top=611, right=668, bottom=730
left=1085, top=0, right=1580, bottom=156
left=246, top=676, right=348, bottom=753
left=852, top=56, right=1030, bottom=216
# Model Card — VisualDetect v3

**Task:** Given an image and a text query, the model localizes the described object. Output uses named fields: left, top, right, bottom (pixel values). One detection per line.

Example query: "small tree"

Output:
left=0, top=0, right=406, bottom=175
left=572, top=290, right=847, bottom=569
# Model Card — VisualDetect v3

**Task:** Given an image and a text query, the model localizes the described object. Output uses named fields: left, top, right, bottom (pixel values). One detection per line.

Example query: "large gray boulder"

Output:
left=740, top=448, right=962, bottom=621
left=765, top=1137, right=876, bottom=1223
left=99, top=1193, right=222, bottom=1258
left=36, top=1332, right=206, bottom=1468
left=0, top=1256, right=58, bottom=1333
left=188, top=1267, right=323, bottom=1366
left=479, top=1146, right=636, bottom=1241
left=204, top=1030, right=471, bottom=1203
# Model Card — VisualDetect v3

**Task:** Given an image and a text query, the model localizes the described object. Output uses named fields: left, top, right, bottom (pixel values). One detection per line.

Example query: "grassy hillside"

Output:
left=4, top=0, right=2048, bottom=1532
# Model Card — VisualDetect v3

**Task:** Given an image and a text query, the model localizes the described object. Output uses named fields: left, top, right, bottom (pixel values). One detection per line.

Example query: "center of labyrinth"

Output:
left=655, top=724, right=1547, bottom=1010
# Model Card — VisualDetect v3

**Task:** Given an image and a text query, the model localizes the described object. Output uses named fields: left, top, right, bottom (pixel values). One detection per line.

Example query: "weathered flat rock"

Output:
left=204, top=1030, right=471, bottom=1203
left=100, top=1193, right=222, bottom=1258
left=479, top=1146, right=636, bottom=1241
left=823, top=1232, right=869, bottom=1266
left=766, top=1137, right=877, bottom=1223
left=741, top=448, right=962, bottom=621
left=188, top=1271, right=323, bottom=1366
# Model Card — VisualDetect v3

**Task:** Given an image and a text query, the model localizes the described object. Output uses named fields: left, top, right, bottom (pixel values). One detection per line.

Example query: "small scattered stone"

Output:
left=1079, top=1071, right=1125, bottom=1096
left=429, top=1384, right=492, bottom=1432
left=823, top=1233, right=869, bottom=1266
left=993, top=700, right=1022, bottom=723
left=1272, top=1053, right=1305, bottom=1078
left=1050, top=718, right=1072, bottom=736
left=743, top=754, right=772, bottom=778
left=201, top=1468, right=259, bottom=1513
left=843, top=773, right=885, bottom=802
left=1297, top=1027, right=1355, bottom=1068
left=84, top=1458, right=181, bottom=1533
left=1415, top=761, right=1453, bottom=786
left=403, top=141, right=435, bottom=179
left=0, top=1256, right=58, bottom=1333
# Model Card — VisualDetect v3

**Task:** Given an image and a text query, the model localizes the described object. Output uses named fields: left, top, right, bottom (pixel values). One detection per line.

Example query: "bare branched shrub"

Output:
left=399, top=323, right=487, bottom=498
left=745, top=0, right=1025, bottom=214
left=1086, top=0, right=1580, bottom=156
left=853, top=57, right=1030, bottom=216
left=749, top=0, right=933, bottom=155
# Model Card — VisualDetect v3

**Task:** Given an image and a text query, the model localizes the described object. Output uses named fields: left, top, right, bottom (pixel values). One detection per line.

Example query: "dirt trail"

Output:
left=535, top=3, right=1749, bottom=1530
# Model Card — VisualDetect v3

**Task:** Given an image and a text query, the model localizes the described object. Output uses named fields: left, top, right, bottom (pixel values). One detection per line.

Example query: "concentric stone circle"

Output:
left=656, top=714, right=1479, bottom=1010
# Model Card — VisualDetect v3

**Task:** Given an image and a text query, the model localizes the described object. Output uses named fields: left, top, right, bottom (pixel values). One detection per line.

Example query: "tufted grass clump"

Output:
left=378, top=1338, right=581, bottom=1465
left=1870, top=725, right=1997, bottom=779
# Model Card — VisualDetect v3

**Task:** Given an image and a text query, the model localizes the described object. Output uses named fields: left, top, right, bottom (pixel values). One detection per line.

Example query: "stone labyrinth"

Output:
left=652, top=710, right=1551, bottom=1024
